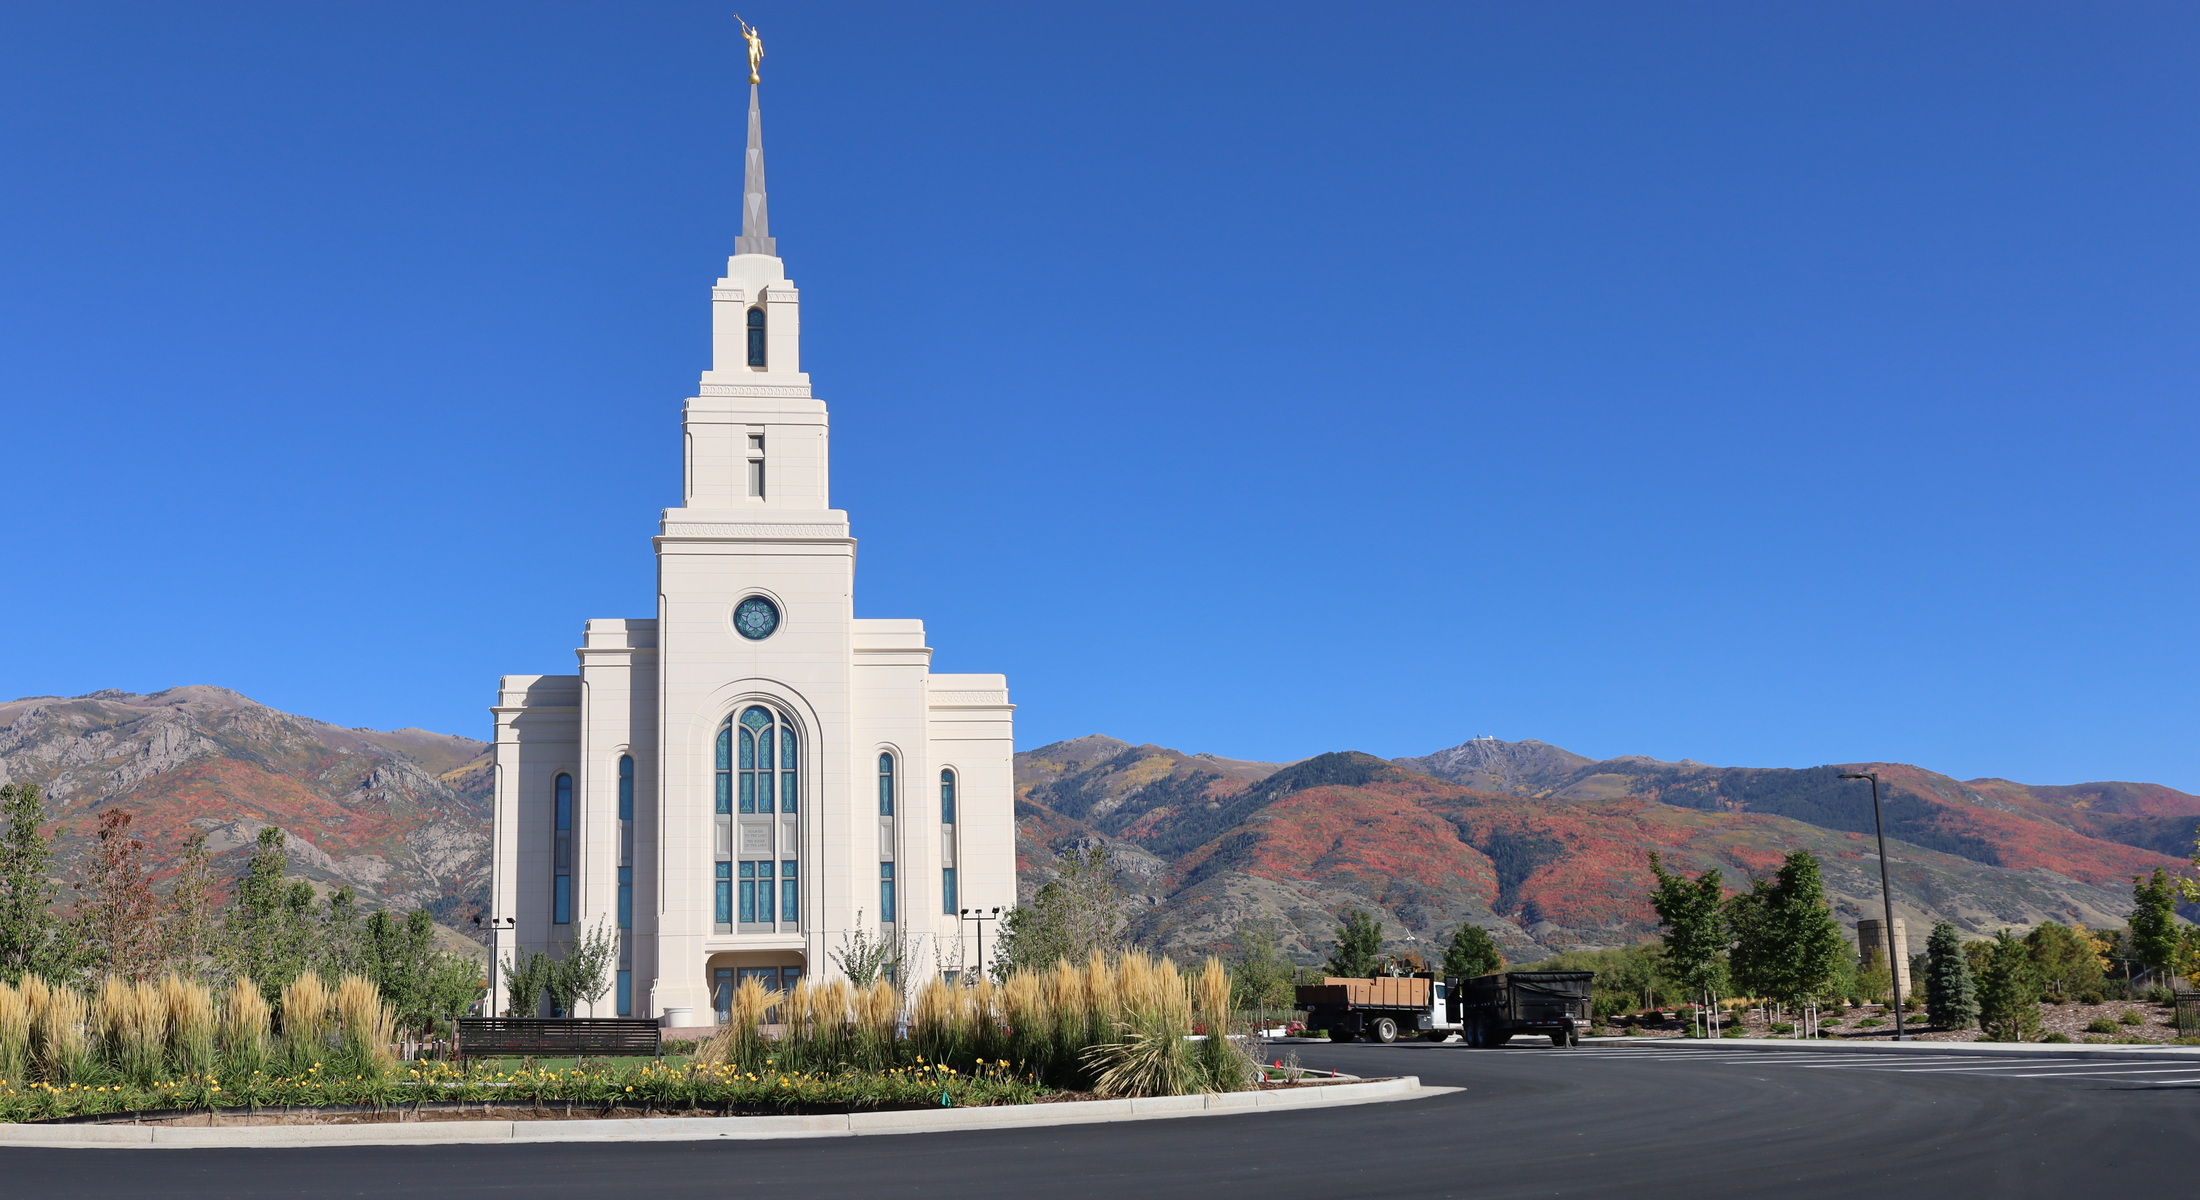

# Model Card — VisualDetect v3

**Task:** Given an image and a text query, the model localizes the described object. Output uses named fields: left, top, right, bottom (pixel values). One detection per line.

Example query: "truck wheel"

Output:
left=1373, top=1018, right=1398, bottom=1044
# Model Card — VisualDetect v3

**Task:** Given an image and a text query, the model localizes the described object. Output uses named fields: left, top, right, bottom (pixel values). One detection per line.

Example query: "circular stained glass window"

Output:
left=733, top=596, right=779, bottom=640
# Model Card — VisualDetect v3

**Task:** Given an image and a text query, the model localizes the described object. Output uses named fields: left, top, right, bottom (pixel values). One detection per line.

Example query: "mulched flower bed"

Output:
left=1602, top=1000, right=2192, bottom=1044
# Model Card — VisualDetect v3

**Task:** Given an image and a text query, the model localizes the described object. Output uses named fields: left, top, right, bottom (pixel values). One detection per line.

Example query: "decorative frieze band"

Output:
left=712, top=288, right=745, bottom=302
left=928, top=691, right=1012, bottom=707
left=697, top=384, right=813, bottom=398
left=762, top=288, right=798, bottom=303
left=659, top=523, right=851, bottom=540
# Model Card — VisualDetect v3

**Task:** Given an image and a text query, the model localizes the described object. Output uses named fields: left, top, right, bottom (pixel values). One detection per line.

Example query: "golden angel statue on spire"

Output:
left=735, top=15, right=764, bottom=84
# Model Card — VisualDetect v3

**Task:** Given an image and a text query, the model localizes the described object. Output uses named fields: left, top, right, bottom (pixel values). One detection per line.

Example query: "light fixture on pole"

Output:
left=960, top=907, right=1002, bottom=978
left=1839, top=771, right=1909, bottom=1042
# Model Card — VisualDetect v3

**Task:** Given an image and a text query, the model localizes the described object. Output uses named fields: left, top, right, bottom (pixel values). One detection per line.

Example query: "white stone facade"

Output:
left=488, top=81, right=1013, bottom=1021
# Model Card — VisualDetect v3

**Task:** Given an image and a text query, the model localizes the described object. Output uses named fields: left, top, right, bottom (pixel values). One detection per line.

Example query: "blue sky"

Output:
left=3, top=3, right=2196, bottom=788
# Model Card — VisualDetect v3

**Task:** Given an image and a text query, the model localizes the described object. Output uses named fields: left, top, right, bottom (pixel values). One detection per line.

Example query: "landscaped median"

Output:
left=0, top=1075, right=1443, bottom=1149
left=0, top=951, right=1459, bottom=1147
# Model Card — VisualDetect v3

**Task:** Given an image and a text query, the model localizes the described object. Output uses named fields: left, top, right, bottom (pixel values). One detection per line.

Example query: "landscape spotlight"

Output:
left=1839, top=771, right=1909, bottom=1041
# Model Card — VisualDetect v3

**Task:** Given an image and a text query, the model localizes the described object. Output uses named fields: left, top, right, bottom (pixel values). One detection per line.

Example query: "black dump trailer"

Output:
left=1452, top=971, right=1594, bottom=1048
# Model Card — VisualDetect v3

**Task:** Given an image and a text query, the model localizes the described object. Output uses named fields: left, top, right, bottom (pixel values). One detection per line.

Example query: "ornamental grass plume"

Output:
left=221, top=977, right=273, bottom=1077
left=813, top=977, right=853, bottom=1064
left=94, top=976, right=166, bottom=1085
left=160, top=973, right=219, bottom=1079
left=1000, top=968, right=1048, bottom=1075
left=0, top=982, right=29, bottom=1084
left=24, top=976, right=91, bottom=1084
left=697, top=977, right=775, bottom=1068
left=910, top=977, right=961, bottom=1066
left=854, top=979, right=899, bottom=1069
left=1192, top=956, right=1250, bottom=1093
left=279, top=972, right=335, bottom=1073
left=1082, top=955, right=1195, bottom=1099
left=1045, top=959, right=1088, bottom=1076
left=332, top=974, right=398, bottom=1077
left=968, top=976, right=1003, bottom=1063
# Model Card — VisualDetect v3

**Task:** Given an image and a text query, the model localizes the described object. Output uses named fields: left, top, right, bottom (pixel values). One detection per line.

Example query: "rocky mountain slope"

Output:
left=1018, top=736, right=2200, bottom=964
left=0, top=688, right=490, bottom=929
left=12, top=686, right=2189, bottom=969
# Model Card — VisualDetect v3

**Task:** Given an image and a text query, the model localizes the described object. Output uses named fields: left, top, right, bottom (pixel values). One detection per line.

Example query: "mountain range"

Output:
left=1018, top=735, right=2200, bottom=962
left=0, top=687, right=491, bottom=932
left=3, top=687, right=2193, bottom=964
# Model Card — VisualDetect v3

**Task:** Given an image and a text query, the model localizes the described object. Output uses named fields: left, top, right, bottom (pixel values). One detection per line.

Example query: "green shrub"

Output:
left=2119, top=1010, right=2145, bottom=1025
left=1770, top=1022, right=1796, bottom=1035
left=2086, top=1018, right=2118, bottom=1034
left=1858, top=1017, right=1886, bottom=1028
left=2042, top=1032, right=2072, bottom=1043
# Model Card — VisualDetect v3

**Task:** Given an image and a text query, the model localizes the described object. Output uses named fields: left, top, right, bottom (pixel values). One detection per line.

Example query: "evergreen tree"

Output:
left=83, top=808, right=161, bottom=980
left=1976, top=930, right=2042, bottom=1042
left=2128, top=869, right=2180, bottom=983
left=1441, top=923, right=1506, bottom=980
left=1923, top=920, right=1979, bottom=1030
left=1326, top=909, right=1384, bottom=978
left=1726, top=852, right=1846, bottom=1020
left=1647, top=852, right=1729, bottom=1003
left=0, top=783, right=69, bottom=983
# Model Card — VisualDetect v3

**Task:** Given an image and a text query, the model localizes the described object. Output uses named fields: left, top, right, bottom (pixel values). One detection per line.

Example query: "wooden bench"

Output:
left=454, top=1018, right=664, bottom=1060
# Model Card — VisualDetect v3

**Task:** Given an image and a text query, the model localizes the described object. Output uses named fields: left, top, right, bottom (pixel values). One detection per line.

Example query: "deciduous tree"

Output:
left=225, top=827, right=313, bottom=999
left=83, top=808, right=161, bottom=980
left=1647, top=852, right=1728, bottom=1004
left=1325, top=910, right=1383, bottom=978
left=164, top=831, right=220, bottom=975
left=1231, top=925, right=1297, bottom=1018
left=994, top=846, right=1124, bottom=975
left=2023, top=921, right=2105, bottom=1002
left=1440, top=923, right=1505, bottom=980
left=1727, top=851, right=1846, bottom=1020
left=0, top=783, right=70, bottom=983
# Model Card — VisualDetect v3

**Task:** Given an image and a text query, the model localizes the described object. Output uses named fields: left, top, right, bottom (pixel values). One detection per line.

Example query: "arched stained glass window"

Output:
left=747, top=306, right=767, bottom=367
left=877, top=752, right=895, bottom=816
left=733, top=705, right=796, bottom=814
left=939, top=768, right=956, bottom=825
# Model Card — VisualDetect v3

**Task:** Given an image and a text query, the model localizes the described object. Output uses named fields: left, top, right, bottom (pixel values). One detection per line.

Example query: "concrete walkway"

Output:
left=0, top=1075, right=1449, bottom=1150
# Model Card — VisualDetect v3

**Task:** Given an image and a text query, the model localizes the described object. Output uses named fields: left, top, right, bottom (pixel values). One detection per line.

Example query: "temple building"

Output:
left=488, top=66, right=1014, bottom=1025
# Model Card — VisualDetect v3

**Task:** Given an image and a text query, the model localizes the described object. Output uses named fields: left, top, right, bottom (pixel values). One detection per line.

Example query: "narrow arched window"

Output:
left=552, top=773, right=573, bottom=925
left=939, top=768, right=956, bottom=825
left=878, top=753, right=896, bottom=816
left=747, top=306, right=767, bottom=367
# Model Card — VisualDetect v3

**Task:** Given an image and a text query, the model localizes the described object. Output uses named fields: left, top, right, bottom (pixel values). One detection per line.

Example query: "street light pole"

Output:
left=1839, top=771, right=1908, bottom=1041
left=960, top=907, right=1002, bottom=979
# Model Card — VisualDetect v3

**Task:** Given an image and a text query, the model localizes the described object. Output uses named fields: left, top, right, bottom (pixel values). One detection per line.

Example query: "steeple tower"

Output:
left=734, top=82, right=776, bottom=257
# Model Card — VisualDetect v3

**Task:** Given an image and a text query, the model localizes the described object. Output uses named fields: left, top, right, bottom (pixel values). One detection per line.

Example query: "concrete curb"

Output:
left=1581, top=1036, right=2200, bottom=1058
left=0, top=1076, right=1454, bottom=1150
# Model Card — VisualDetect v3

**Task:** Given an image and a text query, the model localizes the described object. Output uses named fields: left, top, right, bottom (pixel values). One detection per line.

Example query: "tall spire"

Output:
left=735, top=81, right=776, bottom=256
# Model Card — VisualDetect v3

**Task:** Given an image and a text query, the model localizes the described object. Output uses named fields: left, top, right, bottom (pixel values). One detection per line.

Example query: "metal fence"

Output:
left=2174, top=991, right=2200, bottom=1036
